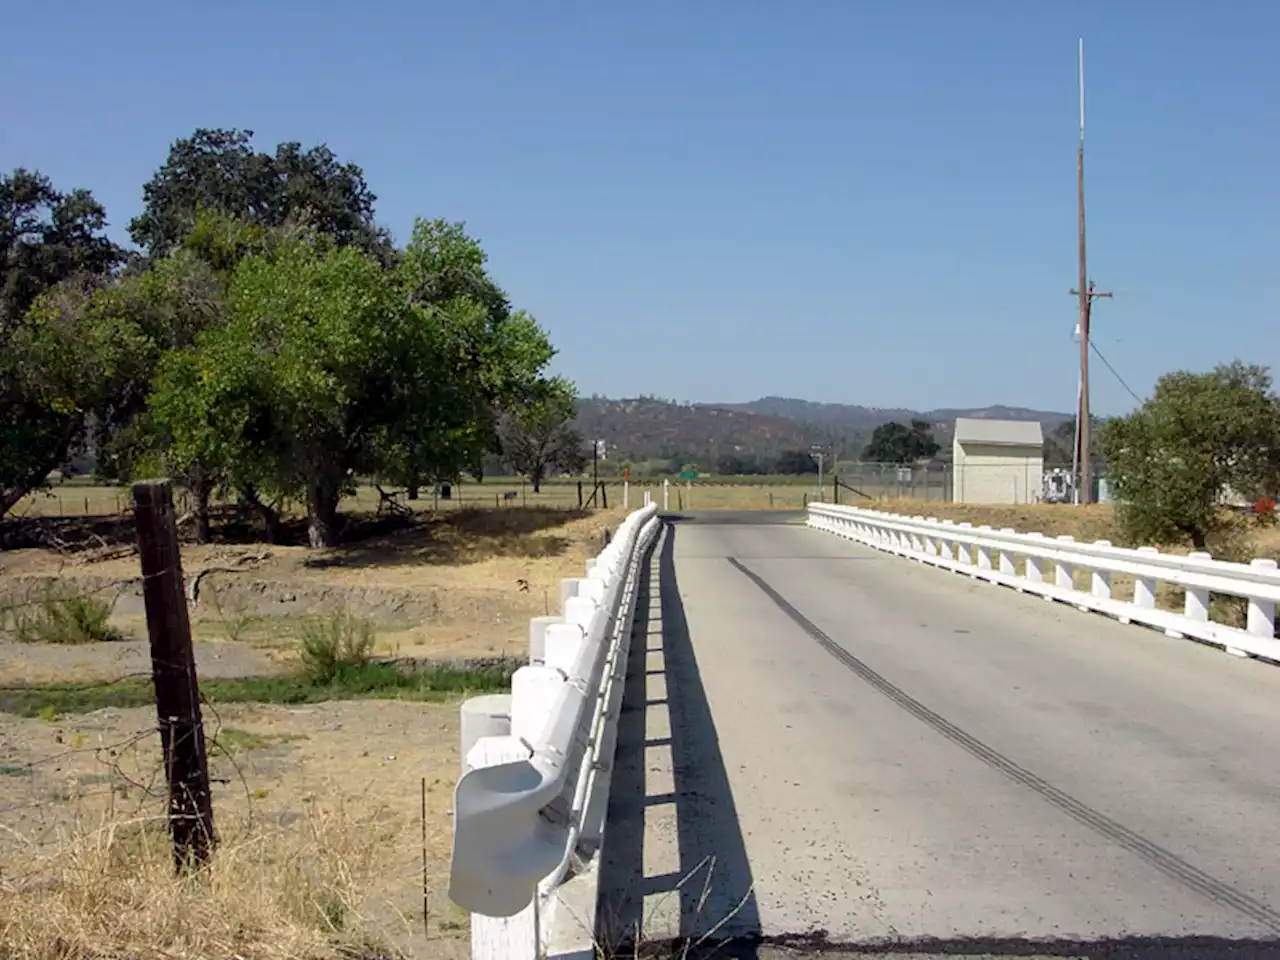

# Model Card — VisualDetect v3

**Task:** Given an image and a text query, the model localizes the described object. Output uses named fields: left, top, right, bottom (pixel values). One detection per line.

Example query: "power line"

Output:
left=1089, top=340, right=1144, bottom=405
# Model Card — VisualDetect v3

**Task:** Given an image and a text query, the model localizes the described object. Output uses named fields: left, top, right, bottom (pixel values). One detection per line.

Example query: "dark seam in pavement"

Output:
left=725, top=555, right=1280, bottom=935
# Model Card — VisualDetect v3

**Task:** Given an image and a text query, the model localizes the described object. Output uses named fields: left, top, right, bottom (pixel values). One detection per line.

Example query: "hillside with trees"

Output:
left=572, top=396, right=1072, bottom=472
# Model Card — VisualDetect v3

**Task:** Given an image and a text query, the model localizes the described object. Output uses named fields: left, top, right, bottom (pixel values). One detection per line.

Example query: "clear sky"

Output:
left=3, top=2, right=1275, bottom=415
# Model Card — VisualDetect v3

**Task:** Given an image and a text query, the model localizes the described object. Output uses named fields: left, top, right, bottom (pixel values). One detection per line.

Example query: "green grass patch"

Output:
left=0, top=763, right=33, bottom=777
left=0, top=659, right=515, bottom=718
left=5, top=581, right=124, bottom=645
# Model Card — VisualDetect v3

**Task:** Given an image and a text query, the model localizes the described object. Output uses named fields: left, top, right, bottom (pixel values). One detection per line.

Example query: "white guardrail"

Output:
left=808, top=503, right=1280, bottom=663
left=449, top=503, right=661, bottom=960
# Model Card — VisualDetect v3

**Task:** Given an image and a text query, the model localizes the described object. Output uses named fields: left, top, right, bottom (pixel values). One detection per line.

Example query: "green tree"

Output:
left=862, top=420, right=940, bottom=463
left=1, top=281, right=153, bottom=517
left=389, top=218, right=553, bottom=496
left=129, top=129, right=389, bottom=260
left=1102, top=362, right=1280, bottom=550
left=1, top=169, right=124, bottom=325
left=774, top=450, right=819, bottom=475
left=1, top=170, right=126, bottom=517
left=205, top=237, right=414, bottom=547
left=498, top=381, right=585, bottom=492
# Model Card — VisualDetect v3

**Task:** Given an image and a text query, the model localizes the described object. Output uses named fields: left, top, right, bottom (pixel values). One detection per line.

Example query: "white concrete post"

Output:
left=1054, top=536, right=1075, bottom=590
left=1183, top=551, right=1212, bottom=627
left=529, top=615, right=561, bottom=664
left=1246, top=558, right=1278, bottom=643
left=1025, top=533, right=1045, bottom=590
left=1124, top=546, right=1159, bottom=625
left=623, top=481, right=629, bottom=509
left=939, top=520, right=955, bottom=563
left=1090, top=541, right=1112, bottom=601
left=662, top=479, right=669, bottom=511
left=976, top=526, right=993, bottom=573
left=510, top=665, right=565, bottom=745
left=956, top=523, right=973, bottom=569
left=998, top=529, right=1016, bottom=577
left=463, top=731, right=539, bottom=960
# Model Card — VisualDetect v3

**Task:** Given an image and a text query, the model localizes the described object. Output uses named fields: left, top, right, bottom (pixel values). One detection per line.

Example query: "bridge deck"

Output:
left=597, top=512, right=1280, bottom=957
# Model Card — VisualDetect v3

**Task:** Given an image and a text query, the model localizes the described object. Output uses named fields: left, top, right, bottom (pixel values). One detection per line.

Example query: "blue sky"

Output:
left=3, top=2, right=1275, bottom=415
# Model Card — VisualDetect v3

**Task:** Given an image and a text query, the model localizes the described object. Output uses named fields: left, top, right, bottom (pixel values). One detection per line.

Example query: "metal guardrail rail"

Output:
left=808, top=503, right=1280, bottom=663
left=449, top=503, right=661, bottom=959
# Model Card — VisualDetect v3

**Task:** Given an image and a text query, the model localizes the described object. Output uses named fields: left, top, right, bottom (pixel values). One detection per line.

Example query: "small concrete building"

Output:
left=951, top=418, right=1044, bottom=504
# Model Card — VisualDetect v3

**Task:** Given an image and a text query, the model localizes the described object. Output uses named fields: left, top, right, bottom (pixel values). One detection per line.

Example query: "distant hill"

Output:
left=573, top=397, right=827, bottom=465
left=574, top=396, right=1073, bottom=467
left=719, top=397, right=1073, bottom=437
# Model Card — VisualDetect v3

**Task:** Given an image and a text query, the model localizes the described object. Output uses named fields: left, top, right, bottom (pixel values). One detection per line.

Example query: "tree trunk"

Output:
left=1190, top=528, right=1208, bottom=551
left=238, top=485, right=280, bottom=544
left=407, top=471, right=420, bottom=501
left=307, top=480, right=341, bottom=549
left=189, top=469, right=211, bottom=545
left=531, top=468, right=543, bottom=494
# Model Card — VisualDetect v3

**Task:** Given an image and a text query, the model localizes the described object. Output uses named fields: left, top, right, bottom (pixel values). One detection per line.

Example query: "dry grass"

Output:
left=856, top=500, right=1120, bottom=544
left=661, top=484, right=815, bottom=511
left=0, top=700, right=468, bottom=960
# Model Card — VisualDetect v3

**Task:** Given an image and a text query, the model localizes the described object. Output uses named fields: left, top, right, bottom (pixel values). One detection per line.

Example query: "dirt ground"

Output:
left=0, top=506, right=625, bottom=684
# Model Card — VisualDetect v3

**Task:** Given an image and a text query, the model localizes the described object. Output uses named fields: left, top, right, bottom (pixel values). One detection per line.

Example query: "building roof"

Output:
left=953, top=417, right=1044, bottom=447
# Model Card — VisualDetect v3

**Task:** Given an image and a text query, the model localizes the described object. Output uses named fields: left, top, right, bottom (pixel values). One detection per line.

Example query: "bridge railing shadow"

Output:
left=596, top=520, right=763, bottom=957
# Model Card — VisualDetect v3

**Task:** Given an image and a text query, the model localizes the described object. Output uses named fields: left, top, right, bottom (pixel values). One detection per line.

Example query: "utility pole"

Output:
left=1069, top=38, right=1111, bottom=505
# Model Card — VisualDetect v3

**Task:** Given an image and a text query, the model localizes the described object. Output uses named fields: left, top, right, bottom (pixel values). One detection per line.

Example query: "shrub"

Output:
left=8, top=582, right=122, bottom=644
left=298, top=612, right=377, bottom=685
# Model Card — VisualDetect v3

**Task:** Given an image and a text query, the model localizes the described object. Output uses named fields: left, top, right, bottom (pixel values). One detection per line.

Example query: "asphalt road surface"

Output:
left=598, top=512, right=1280, bottom=959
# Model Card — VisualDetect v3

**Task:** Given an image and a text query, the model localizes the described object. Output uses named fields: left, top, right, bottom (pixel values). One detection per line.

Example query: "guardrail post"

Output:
left=924, top=519, right=939, bottom=558
left=976, top=526, right=993, bottom=574
left=1024, top=533, right=1045, bottom=591
left=463, top=732, right=539, bottom=960
left=998, top=529, right=1016, bottom=578
left=956, top=523, right=973, bottom=570
left=939, top=520, right=955, bottom=564
left=909, top=517, right=924, bottom=555
left=460, top=695, right=514, bottom=774
left=1054, top=536, right=1075, bottom=591
left=1121, top=546, right=1159, bottom=624
left=1090, top=542, right=1112, bottom=603
left=529, top=615, right=561, bottom=664
left=1180, top=551, right=1213, bottom=643
left=1245, top=559, right=1278, bottom=649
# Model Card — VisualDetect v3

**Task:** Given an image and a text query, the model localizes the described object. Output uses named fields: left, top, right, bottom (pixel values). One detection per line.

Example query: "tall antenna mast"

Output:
left=1069, top=38, right=1111, bottom=504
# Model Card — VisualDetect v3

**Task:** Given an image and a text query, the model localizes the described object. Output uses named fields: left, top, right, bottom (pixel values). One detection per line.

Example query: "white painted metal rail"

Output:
left=809, top=503, right=1280, bottom=663
left=450, top=503, right=661, bottom=959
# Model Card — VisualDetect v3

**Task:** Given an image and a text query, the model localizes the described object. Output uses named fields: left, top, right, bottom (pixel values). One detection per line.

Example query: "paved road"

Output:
left=599, top=513, right=1280, bottom=958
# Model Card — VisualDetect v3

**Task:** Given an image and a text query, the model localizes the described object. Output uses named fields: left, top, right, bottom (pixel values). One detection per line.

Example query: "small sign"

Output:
left=678, top=470, right=697, bottom=481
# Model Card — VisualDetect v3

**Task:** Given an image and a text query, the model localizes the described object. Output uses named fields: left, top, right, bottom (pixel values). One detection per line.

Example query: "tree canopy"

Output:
left=862, top=420, right=940, bottom=463
left=2, top=133, right=569, bottom=548
left=128, top=129, right=389, bottom=260
left=498, top=380, right=585, bottom=492
left=1102, top=362, right=1280, bottom=550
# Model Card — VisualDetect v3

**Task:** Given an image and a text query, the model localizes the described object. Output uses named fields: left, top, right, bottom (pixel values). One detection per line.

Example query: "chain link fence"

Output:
left=833, top=461, right=1111, bottom=505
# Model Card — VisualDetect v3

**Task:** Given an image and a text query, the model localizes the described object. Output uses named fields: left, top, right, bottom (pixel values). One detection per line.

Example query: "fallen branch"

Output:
left=187, top=551, right=271, bottom=606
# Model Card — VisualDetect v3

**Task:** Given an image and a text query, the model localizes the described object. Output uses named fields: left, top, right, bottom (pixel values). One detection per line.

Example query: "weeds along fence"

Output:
left=808, top=503, right=1280, bottom=659
left=449, top=503, right=661, bottom=960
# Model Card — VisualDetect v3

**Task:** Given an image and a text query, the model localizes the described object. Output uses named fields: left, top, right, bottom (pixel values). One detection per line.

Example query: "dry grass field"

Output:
left=0, top=502, right=628, bottom=958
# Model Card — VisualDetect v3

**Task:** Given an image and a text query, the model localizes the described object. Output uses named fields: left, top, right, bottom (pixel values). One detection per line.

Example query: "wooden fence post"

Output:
left=132, top=479, right=215, bottom=867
